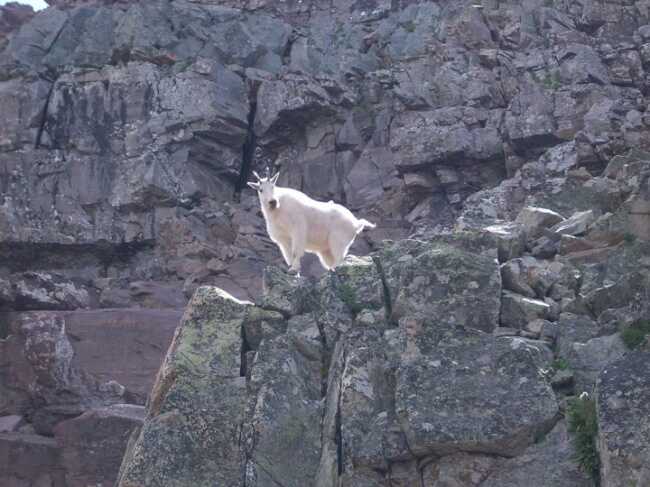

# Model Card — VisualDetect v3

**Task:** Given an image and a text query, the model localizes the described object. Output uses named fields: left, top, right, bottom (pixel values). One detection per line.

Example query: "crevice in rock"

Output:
left=574, top=20, right=605, bottom=36
left=234, top=81, right=259, bottom=201
left=335, top=384, right=344, bottom=476
left=43, top=14, right=69, bottom=58
left=0, top=315, right=8, bottom=339
left=257, top=303, right=291, bottom=320
left=239, top=422, right=250, bottom=487
left=281, top=29, right=299, bottom=66
left=315, top=318, right=330, bottom=398
left=240, top=325, right=252, bottom=378
left=372, top=255, right=395, bottom=326
left=333, top=130, right=348, bottom=206
left=34, top=75, right=58, bottom=149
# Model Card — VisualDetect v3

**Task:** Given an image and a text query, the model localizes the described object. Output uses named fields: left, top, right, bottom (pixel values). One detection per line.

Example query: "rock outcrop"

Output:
left=116, top=242, right=563, bottom=487
left=1, top=0, right=650, bottom=485
left=117, top=140, right=650, bottom=486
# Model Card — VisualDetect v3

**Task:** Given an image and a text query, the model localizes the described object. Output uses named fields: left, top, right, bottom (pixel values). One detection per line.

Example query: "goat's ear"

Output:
left=270, top=172, right=280, bottom=184
left=247, top=181, right=260, bottom=191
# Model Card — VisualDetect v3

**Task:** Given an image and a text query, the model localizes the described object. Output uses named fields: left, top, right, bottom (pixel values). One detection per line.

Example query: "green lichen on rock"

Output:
left=330, top=255, right=384, bottom=315
left=379, top=236, right=501, bottom=332
left=117, top=287, right=250, bottom=487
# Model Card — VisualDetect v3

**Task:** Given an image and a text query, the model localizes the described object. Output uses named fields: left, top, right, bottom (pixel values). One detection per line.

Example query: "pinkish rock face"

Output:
left=54, top=404, right=145, bottom=487
left=0, top=2, right=34, bottom=39
left=0, top=309, right=180, bottom=433
left=0, top=415, right=24, bottom=432
left=45, top=0, right=138, bottom=7
left=0, top=433, right=67, bottom=487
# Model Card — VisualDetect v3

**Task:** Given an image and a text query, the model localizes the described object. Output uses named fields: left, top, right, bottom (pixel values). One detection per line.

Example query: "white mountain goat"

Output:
left=248, top=171, right=376, bottom=274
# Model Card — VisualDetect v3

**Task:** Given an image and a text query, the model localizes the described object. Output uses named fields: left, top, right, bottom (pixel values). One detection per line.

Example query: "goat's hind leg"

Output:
left=316, top=249, right=336, bottom=270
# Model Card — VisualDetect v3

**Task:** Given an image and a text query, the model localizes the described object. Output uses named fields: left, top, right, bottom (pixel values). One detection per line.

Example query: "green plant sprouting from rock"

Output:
left=337, top=282, right=363, bottom=314
left=621, top=320, right=650, bottom=350
left=567, top=395, right=600, bottom=484
left=551, top=357, right=569, bottom=371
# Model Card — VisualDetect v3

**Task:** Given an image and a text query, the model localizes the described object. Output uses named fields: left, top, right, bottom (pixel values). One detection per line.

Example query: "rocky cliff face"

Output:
left=3, top=0, right=650, bottom=306
left=1, top=0, right=650, bottom=485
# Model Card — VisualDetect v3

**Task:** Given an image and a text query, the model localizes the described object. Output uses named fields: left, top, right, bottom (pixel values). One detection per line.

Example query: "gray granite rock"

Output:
left=480, top=421, right=592, bottom=487
left=516, top=207, right=565, bottom=240
left=380, top=236, right=501, bottom=333
left=501, top=291, right=551, bottom=329
left=598, top=352, right=650, bottom=487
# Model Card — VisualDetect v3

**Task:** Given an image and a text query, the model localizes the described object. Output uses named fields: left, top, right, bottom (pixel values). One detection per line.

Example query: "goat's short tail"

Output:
left=356, top=218, right=376, bottom=232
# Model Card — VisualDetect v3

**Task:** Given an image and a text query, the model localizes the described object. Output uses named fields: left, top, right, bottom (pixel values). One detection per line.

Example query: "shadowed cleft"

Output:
left=234, top=81, right=259, bottom=201
left=371, top=255, right=395, bottom=326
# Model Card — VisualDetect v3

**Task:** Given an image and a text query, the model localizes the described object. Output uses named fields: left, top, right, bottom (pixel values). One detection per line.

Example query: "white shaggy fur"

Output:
left=248, top=171, right=376, bottom=274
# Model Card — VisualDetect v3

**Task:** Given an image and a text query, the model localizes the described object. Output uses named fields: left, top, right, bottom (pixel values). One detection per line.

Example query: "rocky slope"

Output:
left=117, top=168, right=650, bottom=486
left=1, top=0, right=650, bottom=485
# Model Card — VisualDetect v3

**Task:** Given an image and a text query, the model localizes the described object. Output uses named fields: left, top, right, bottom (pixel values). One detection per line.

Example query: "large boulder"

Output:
left=243, top=330, right=323, bottom=486
left=395, top=332, right=558, bottom=457
left=117, top=287, right=250, bottom=487
left=380, top=236, right=502, bottom=333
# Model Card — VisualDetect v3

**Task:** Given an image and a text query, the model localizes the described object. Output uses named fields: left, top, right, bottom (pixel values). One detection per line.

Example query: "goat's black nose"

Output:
left=269, top=199, right=278, bottom=210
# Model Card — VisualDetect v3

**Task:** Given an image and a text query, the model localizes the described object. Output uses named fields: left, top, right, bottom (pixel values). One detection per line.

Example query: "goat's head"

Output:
left=248, top=170, right=280, bottom=210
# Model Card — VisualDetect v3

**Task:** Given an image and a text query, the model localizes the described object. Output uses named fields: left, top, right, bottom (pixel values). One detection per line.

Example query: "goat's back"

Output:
left=275, top=187, right=359, bottom=233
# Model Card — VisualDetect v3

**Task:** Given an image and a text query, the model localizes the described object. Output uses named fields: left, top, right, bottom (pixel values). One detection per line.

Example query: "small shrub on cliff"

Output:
left=567, top=395, right=600, bottom=483
left=623, top=232, right=637, bottom=244
left=551, top=357, right=569, bottom=371
left=621, top=320, right=650, bottom=350
left=337, top=282, right=362, bottom=314
left=401, top=20, right=416, bottom=33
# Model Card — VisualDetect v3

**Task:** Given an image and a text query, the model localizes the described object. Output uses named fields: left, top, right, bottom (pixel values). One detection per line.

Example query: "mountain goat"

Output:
left=248, top=171, right=376, bottom=275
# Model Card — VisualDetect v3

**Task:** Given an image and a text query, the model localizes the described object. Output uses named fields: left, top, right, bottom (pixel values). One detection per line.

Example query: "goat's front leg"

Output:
left=288, top=229, right=306, bottom=276
left=274, top=235, right=292, bottom=267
